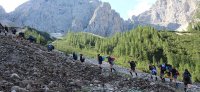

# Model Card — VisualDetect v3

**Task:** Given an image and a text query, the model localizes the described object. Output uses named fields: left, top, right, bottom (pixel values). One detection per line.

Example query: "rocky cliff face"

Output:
left=132, top=0, right=198, bottom=31
left=0, top=6, right=15, bottom=26
left=85, top=2, right=126, bottom=36
left=7, top=0, right=126, bottom=36
left=0, top=6, right=5, bottom=19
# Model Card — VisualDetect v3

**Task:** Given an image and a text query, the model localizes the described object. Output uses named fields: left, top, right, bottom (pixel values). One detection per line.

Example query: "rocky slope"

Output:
left=7, top=0, right=126, bottom=36
left=132, top=0, right=199, bottom=31
left=0, top=34, right=180, bottom=92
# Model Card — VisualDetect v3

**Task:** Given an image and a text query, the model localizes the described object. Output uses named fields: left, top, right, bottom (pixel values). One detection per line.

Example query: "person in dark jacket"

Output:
left=149, top=64, right=157, bottom=81
left=12, top=29, right=17, bottom=35
left=171, top=66, right=179, bottom=87
left=97, top=54, right=103, bottom=69
left=27, top=35, right=36, bottom=43
left=80, top=54, right=85, bottom=63
left=4, top=26, right=8, bottom=36
left=47, top=44, right=55, bottom=51
left=183, top=69, right=192, bottom=92
left=160, top=63, right=166, bottom=82
left=166, top=63, right=173, bottom=82
left=171, top=67, right=179, bottom=82
left=72, top=52, right=78, bottom=60
left=17, top=32, right=25, bottom=39
left=129, top=61, right=137, bottom=77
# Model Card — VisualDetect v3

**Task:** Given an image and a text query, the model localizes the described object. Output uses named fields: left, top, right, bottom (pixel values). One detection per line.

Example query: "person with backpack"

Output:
left=107, top=56, right=116, bottom=72
left=166, top=63, right=173, bottom=82
left=12, top=29, right=17, bottom=35
left=151, top=65, right=158, bottom=81
left=149, top=64, right=153, bottom=79
left=80, top=54, right=85, bottom=63
left=72, top=52, right=78, bottom=60
left=97, top=54, right=103, bottom=69
left=160, top=63, right=166, bottom=82
left=17, top=32, right=25, bottom=40
left=129, top=61, right=138, bottom=77
left=27, top=35, right=36, bottom=43
left=47, top=44, right=55, bottom=52
left=4, top=26, right=8, bottom=36
left=183, top=69, right=192, bottom=92
left=171, top=66, right=179, bottom=87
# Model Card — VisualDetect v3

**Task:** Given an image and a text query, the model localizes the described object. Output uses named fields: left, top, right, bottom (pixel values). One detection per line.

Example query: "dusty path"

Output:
left=68, top=54, right=200, bottom=92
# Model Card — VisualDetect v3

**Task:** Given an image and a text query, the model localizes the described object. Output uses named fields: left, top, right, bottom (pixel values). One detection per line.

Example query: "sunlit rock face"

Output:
left=132, top=0, right=198, bottom=31
left=7, top=0, right=127, bottom=36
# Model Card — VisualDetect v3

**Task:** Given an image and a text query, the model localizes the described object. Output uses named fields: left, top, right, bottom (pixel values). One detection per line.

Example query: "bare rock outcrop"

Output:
left=132, top=0, right=198, bottom=31
left=7, top=0, right=126, bottom=36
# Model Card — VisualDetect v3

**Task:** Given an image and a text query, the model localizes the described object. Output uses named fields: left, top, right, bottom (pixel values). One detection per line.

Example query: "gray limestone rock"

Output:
left=132, top=0, right=198, bottom=31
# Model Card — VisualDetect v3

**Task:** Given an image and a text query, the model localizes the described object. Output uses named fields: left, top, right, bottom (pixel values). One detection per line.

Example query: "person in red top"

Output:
left=107, top=56, right=116, bottom=72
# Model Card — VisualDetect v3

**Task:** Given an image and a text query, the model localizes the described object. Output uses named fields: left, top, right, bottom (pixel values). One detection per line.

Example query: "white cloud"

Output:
left=127, top=0, right=156, bottom=19
left=0, top=0, right=29, bottom=13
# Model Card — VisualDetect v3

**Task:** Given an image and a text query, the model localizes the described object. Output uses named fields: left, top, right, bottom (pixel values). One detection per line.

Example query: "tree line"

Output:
left=53, top=26, right=200, bottom=82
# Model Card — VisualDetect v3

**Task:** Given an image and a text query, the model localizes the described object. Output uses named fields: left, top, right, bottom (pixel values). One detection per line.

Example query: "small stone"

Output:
left=10, top=73, right=20, bottom=79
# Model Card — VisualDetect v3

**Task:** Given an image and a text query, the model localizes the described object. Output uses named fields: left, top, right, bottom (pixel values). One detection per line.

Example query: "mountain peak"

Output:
left=132, top=0, right=198, bottom=31
left=6, top=0, right=126, bottom=36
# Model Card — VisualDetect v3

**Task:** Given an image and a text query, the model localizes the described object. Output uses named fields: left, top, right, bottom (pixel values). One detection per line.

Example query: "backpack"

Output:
left=99, top=56, right=103, bottom=61
left=152, top=68, right=157, bottom=75
left=184, top=72, right=190, bottom=79
left=166, top=64, right=172, bottom=71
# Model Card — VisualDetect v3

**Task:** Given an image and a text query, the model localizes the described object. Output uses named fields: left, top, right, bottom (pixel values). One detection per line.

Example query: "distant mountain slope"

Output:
left=8, top=0, right=126, bottom=36
left=0, top=6, right=5, bottom=19
left=132, top=0, right=198, bottom=31
left=1, top=0, right=200, bottom=36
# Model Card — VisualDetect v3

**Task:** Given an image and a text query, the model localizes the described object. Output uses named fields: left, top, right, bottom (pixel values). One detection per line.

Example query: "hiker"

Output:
left=183, top=69, right=192, bottom=92
left=129, top=61, right=138, bottom=77
left=17, top=32, right=25, bottom=39
left=0, top=23, right=4, bottom=34
left=107, top=56, right=116, bottom=72
left=149, top=64, right=153, bottom=79
left=80, top=54, right=85, bottom=63
left=47, top=44, right=55, bottom=52
left=160, top=63, right=166, bottom=82
left=72, top=52, right=78, bottom=60
left=166, top=63, right=173, bottom=82
left=149, top=64, right=158, bottom=81
left=171, top=66, right=179, bottom=87
left=27, top=35, right=36, bottom=43
left=97, top=54, right=104, bottom=69
left=12, top=29, right=17, bottom=35
left=4, top=26, right=8, bottom=36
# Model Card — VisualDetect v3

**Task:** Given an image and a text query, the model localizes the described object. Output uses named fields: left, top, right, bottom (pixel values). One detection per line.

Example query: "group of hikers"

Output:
left=0, top=23, right=37, bottom=43
left=72, top=53, right=192, bottom=91
left=0, top=23, right=56, bottom=52
left=0, top=23, right=193, bottom=91
left=149, top=63, right=192, bottom=91
left=72, top=52, right=86, bottom=63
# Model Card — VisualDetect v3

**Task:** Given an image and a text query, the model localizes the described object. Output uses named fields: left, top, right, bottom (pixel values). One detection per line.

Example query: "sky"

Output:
left=0, top=0, right=156, bottom=20
left=101, top=0, right=156, bottom=20
left=0, top=0, right=29, bottom=12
